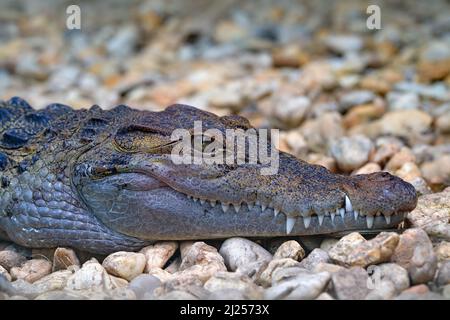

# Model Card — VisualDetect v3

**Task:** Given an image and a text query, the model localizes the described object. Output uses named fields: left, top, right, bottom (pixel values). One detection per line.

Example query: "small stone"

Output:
left=327, top=232, right=366, bottom=264
left=435, top=241, right=450, bottom=261
left=177, top=242, right=227, bottom=283
left=313, top=262, right=345, bottom=274
left=315, top=292, right=335, bottom=300
left=385, top=147, right=416, bottom=171
left=31, top=248, right=56, bottom=262
left=353, top=162, right=381, bottom=175
left=376, top=263, right=410, bottom=293
left=264, top=270, right=330, bottom=300
left=421, top=155, right=450, bottom=187
left=102, top=251, right=146, bottom=281
left=334, top=232, right=399, bottom=268
left=436, top=113, right=450, bottom=133
left=306, top=153, right=337, bottom=173
left=387, top=92, right=420, bottom=111
left=257, top=258, right=301, bottom=287
left=128, top=274, right=162, bottom=299
left=325, top=35, right=363, bottom=54
left=66, top=259, right=114, bottom=291
left=279, top=130, right=308, bottom=157
left=339, top=90, right=376, bottom=112
left=331, top=267, right=370, bottom=300
left=329, top=135, right=374, bottom=172
left=10, top=259, right=52, bottom=283
left=219, top=238, right=272, bottom=278
left=370, top=137, right=403, bottom=165
left=204, top=271, right=263, bottom=300
left=0, top=265, right=11, bottom=281
left=156, top=290, right=198, bottom=300
left=407, top=188, right=450, bottom=241
left=407, top=177, right=432, bottom=196
left=147, top=267, right=173, bottom=282
left=436, top=260, right=450, bottom=287
left=165, top=257, right=181, bottom=274
left=394, top=284, right=445, bottom=300
left=0, top=246, right=27, bottom=271
left=343, top=102, right=385, bottom=128
left=391, top=228, right=438, bottom=285
left=365, top=279, right=397, bottom=300
left=271, top=95, right=311, bottom=128
left=300, top=112, right=344, bottom=153
left=207, top=289, right=247, bottom=300
left=273, top=240, right=305, bottom=261
left=140, top=241, right=178, bottom=271
left=320, top=238, right=339, bottom=252
left=32, top=270, right=74, bottom=294
left=35, top=290, right=87, bottom=300
left=360, top=109, right=433, bottom=145
left=395, top=162, right=422, bottom=182
left=53, top=248, right=80, bottom=271
left=443, top=284, right=450, bottom=299
left=298, top=248, right=331, bottom=271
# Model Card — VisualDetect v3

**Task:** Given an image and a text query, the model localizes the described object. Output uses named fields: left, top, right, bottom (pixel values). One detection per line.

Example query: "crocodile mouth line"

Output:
left=180, top=192, right=407, bottom=234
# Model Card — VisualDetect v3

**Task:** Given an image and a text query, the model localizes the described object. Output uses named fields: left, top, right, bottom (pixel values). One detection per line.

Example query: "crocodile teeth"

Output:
left=345, top=195, right=353, bottom=212
left=210, top=200, right=217, bottom=207
left=274, top=208, right=280, bottom=217
left=187, top=195, right=192, bottom=199
left=339, top=208, right=345, bottom=219
left=318, top=214, right=324, bottom=226
left=192, top=197, right=198, bottom=202
left=233, top=203, right=241, bottom=213
left=303, top=216, right=311, bottom=229
left=261, top=204, right=267, bottom=211
left=385, top=215, right=391, bottom=224
left=331, top=212, right=336, bottom=223
left=286, top=217, right=296, bottom=234
left=247, top=203, right=254, bottom=210
left=200, top=199, right=205, bottom=205
left=354, top=210, right=359, bottom=220
left=366, top=216, right=374, bottom=229
left=221, top=203, right=229, bottom=212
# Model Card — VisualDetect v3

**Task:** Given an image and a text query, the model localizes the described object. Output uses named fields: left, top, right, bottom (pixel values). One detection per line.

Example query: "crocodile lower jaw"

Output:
left=184, top=193, right=407, bottom=234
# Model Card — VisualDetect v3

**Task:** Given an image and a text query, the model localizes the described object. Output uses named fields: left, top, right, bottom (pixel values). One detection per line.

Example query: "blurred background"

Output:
left=0, top=0, right=449, bottom=190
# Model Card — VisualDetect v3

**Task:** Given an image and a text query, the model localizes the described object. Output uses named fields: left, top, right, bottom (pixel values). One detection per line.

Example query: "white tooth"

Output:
left=303, top=216, right=311, bottom=229
left=274, top=208, right=280, bottom=217
left=247, top=202, right=254, bottom=210
left=331, top=212, right=336, bottom=223
left=256, top=200, right=261, bottom=206
left=221, top=203, right=229, bottom=212
left=210, top=200, right=217, bottom=207
left=193, top=197, right=198, bottom=202
left=385, top=215, right=391, bottom=224
left=200, top=199, right=205, bottom=205
left=262, top=204, right=267, bottom=211
left=318, top=214, right=324, bottom=226
left=354, top=210, right=359, bottom=220
left=187, top=195, right=192, bottom=199
left=345, top=195, right=353, bottom=212
left=286, top=217, right=296, bottom=234
left=233, top=203, right=241, bottom=213
left=366, top=216, right=374, bottom=229
left=339, top=208, right=345, bottom=219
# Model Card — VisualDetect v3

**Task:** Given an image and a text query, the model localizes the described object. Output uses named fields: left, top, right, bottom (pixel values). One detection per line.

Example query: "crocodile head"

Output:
left=75, top=104, right=417, bottom=240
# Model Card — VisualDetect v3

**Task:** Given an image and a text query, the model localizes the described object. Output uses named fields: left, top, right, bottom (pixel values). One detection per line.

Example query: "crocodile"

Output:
left=0, top=97, right=417, bottom=254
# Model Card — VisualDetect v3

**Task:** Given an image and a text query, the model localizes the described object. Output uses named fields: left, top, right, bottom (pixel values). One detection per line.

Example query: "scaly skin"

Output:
left=0, top=97, right=417, bottom=254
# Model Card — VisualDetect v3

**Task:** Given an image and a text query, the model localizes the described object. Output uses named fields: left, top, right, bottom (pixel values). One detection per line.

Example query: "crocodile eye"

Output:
left=114, top=126, right=172, bottom=153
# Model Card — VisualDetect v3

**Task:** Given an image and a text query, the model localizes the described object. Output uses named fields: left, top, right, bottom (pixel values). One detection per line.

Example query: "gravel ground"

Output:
left=0, top=0, right=449, bottom=300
